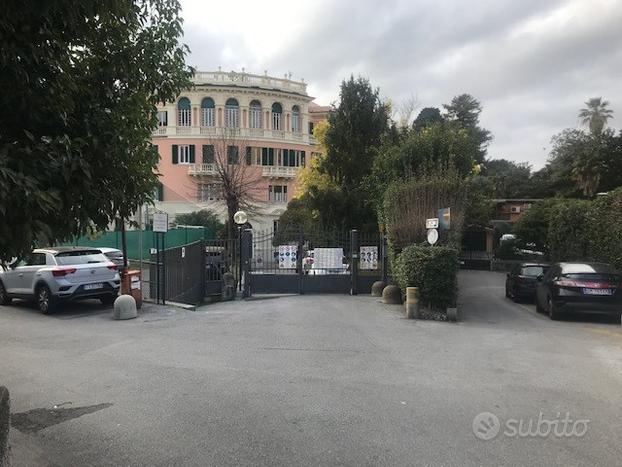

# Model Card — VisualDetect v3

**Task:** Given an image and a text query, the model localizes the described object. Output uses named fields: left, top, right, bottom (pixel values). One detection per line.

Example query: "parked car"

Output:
left=535, top=262, right=622, bottom=321
left=95, top=247, right=125, bottom=271
left=505, top=262, right=550, bottom=301
left=0, top=247, right=121, bottom=313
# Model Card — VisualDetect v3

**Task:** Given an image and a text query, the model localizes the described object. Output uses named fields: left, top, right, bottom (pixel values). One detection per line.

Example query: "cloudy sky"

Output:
left=180, top=0, right=621, bottom=168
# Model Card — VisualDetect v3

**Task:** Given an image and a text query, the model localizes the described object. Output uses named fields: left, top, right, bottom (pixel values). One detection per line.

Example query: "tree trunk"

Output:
left=120, top=215, right=128, bottom=269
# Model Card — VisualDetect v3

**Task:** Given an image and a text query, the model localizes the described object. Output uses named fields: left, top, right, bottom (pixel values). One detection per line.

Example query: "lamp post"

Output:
left=233, top=210, right=248, bottom=292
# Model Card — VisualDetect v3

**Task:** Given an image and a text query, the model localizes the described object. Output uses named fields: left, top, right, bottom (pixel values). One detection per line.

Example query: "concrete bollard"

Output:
left=405, top=287, right=419, bottom=319
left=382, top=285, right=402, bottom=305
left=447, top=307, right=458, bottom=322
left=0, top=386, right=9, bottom=467
left=113, top=294, right=138, bottom=320
left=371, top=281, right=386, bottom=297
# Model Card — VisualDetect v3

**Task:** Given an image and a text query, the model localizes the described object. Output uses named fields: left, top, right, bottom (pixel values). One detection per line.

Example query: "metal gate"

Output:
left=245, top=228, right=386, bottom=296
left=150, top=240, right=205, bottom=305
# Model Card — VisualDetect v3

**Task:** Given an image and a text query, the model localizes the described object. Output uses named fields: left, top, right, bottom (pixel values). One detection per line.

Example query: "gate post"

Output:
left=350, top=229, right=359, bottom=295
left=381, top=234, right=388, bottom=285
left=241, top=229, right=252, bottom=298
left=297, top=231, right=304, bottom=295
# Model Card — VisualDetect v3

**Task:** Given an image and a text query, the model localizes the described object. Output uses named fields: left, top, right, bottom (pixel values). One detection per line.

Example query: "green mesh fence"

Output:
left=57, top=227, right=216, bottom=260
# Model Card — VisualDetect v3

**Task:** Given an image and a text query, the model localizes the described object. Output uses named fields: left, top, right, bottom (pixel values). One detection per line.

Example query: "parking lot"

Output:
left=2, top=270, right=622, bottom=466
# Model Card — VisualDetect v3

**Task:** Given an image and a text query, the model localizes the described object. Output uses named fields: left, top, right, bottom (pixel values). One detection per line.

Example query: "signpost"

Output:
left=152, top=212, right=168, bottom=305
left=438, top=207, right=451, bottom=230
left=426, top=218, right=439, bottom=229
left=427, top=229, right=439, bottom=245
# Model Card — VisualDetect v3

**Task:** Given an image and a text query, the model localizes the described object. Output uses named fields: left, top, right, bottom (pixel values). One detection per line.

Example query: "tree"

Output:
left=394, top=94, right=419, bottom=129
left=322, top=76, right=390, bottom=190
left=280, top=75, right=390, bottom=232
left=413, top=107, right=443, bottom=131
left=482, top=159, right=532, bottom=198
left=172, top=209, right=224, bottom=234
left=367, top=122, right=483, bottom=214
left=443, top=94, right=492, bottom=163
left=0, top=0, right=192, bottom=262
left=193, top=128, right=262, bottom=238
left=579, top=97, right=614, bottom=135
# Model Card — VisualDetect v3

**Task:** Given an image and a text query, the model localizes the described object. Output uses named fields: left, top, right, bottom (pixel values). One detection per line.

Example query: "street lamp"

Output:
left=234, top=211, right=247, bottom=292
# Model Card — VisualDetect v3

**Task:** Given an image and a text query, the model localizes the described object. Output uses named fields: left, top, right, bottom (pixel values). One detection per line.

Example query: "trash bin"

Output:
left=121, top=270, right=143, bottom=309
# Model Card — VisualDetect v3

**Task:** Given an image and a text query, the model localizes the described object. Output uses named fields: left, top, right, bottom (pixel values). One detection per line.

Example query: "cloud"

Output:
left=180, top=0, right=622, bottom=168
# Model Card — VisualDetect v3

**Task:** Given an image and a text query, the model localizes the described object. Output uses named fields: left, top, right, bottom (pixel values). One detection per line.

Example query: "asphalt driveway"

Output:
left=1, top=270, right=622, bottom=466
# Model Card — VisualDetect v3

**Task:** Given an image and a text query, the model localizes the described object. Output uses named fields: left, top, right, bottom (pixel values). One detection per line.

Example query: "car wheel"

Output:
left=36, top=285, right=54, bottom=314
left=547, top=296, right=561, bottom=321
left=100, top=294, right=117, bottom=306
left=0, top=281, right=11, bottom=306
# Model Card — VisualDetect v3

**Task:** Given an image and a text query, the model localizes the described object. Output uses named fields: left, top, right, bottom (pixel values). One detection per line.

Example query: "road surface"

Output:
left=1, top=270, right=621, bottom=466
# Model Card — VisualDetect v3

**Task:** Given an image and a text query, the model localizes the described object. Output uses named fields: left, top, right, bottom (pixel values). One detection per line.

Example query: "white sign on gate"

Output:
left=359, top=246, right=378, bottom=270
left=153, top=212, right=169, bottom=233
left=314, top=248, right=343, bottom=270
left=278, top=245, right=297, bottom=269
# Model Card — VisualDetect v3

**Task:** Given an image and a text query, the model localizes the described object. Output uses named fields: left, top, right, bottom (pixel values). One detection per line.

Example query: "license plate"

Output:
left=582, top=288, right=612, bottom=295
left=84, top=283, right=103, bottom=290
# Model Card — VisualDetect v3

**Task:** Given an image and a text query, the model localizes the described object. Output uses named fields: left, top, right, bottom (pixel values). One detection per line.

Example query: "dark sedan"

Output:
left=505, top=263, right=549, bottom=301
left=536, top=262, right=622, bottom=321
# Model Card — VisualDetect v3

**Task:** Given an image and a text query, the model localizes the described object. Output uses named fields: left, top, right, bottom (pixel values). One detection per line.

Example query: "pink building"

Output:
left=150, top=70, right=328, bottom=231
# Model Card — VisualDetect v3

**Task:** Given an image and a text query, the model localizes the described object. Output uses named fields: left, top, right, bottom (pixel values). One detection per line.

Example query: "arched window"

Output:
left=225, top=98, right=239, bottom=128
left=291, top=105, right=301, bottom=133
left=272, top=102, right=282, bottom=130
left=201, top=98, right=215, bottom=127
left=249, top=100, right=262, bottom=129
left=177, top=97, right=191, bottom=126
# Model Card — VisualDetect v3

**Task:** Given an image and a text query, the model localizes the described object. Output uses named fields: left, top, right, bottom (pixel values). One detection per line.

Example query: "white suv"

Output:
left=0, top=247, right=120, bottom=313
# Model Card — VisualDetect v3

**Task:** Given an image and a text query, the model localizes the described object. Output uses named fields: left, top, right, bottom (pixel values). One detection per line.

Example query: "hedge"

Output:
left=393, top=244, right=459, bottom=310
left=514, top=189, right=622, bottom=270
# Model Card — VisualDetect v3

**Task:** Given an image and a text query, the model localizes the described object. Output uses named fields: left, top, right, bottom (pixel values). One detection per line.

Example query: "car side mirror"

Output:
left=506, top=273, right=511, bottom=278
left=9, top=261, right=18, bottom=270
left=536, top=274, right=543, bottom=282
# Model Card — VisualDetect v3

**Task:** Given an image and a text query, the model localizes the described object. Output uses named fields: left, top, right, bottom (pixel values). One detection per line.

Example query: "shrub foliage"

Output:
left=393, top=245, right=459, bottom=310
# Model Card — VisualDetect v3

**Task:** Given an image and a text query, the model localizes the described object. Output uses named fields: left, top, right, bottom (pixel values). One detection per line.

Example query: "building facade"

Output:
left=151, top=70, right=326, bottom=231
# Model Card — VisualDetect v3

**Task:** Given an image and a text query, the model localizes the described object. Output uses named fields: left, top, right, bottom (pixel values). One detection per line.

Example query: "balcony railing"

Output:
left=152, top=126, right=318, bottom=145
left=192, top=70, right=308, bottom=95
left=188, top=163, right=217, bottom=176
left=262, top=166, right=299, bottom=178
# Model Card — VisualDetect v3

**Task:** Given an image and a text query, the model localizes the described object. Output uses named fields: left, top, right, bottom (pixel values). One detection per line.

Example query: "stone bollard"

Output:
left=382, top=285, right=402, bottom=305
left=0, top=386, right=9, bottom=467
left=371, top=281, right=386, bottom=297
left=447, top=307, right=458, bottom=322
left=405, top=287, right=419, bottom=319
left=113, top=294, right=138, bottom=320
left=222, top=273, right=235, bottom=301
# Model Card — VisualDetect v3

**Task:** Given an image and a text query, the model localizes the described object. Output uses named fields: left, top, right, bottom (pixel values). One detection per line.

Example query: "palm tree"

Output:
left=578, top=97, right=614, bottom=135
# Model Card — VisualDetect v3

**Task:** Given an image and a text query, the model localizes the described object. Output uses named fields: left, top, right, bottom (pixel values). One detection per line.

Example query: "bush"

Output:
left=547, top=199, right=590, bottom=262
left=587, top=188, right=622, bottom=269
left=382, top=167, right=468, bottom=250
left=393, top=244, right=459, bottom=311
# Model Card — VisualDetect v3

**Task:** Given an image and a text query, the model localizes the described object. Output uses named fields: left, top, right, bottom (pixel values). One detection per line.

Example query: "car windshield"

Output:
left=55, top=250, right=108, bottom=265
left=521, top=266, right=546, bottom=276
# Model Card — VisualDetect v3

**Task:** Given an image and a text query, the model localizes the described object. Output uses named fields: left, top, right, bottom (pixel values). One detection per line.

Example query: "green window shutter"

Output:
left=262, top=148, right=268, bottom=166
left=189, top=145, right=195, bottom=163
left=301, top=151, right=306, bottom=167
left=245, top=147, right=252, bottom=165
left=268, top=148, right=274, bottom=166
left=202, top=145, right=214, bottom=163
left=172, top=145, right=178, bottom=164
left=282, top=149, right=288, bottom=167
left=157, top=183, right=164, bottom=201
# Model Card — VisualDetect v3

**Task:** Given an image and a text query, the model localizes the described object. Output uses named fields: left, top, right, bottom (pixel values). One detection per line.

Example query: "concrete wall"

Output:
left=0, top=386, right=9, bottom=467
